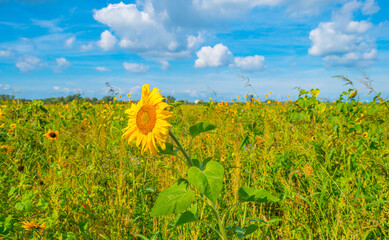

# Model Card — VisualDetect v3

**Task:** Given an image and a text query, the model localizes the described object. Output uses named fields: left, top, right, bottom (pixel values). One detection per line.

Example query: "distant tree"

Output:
left=102, top=96, right=114, bottom=102
left=165, top=95, right=176, bottom=103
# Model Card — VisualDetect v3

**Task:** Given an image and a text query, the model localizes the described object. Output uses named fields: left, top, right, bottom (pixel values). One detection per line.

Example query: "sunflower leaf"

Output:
left=238, top=187, right=279, bottom=203
left=151, top=179, right=195, bottom=216
left=188, top=122, right=217, bottom=138
left=158, top=142, right=178, bottom=156
left=171, top=204, right=198, bottom=227
left=187, top=161, right=224, bottom=203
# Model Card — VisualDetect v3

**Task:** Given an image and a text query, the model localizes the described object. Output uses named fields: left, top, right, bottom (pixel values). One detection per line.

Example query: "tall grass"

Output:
left=0, top=90, right=388, bottom=239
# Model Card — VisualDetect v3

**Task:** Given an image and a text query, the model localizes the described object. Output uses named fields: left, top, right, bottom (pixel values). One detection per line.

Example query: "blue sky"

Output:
left=0, top=0, right=388, bottom=101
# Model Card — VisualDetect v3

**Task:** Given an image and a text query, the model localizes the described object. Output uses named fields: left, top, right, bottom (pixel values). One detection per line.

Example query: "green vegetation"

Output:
left=0, top=86, right=388, bottom=239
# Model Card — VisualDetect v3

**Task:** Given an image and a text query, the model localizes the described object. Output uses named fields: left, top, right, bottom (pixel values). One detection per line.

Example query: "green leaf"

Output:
left=172, top=204, right=198, bottom=227
left=244, top=224, right=259, bottom=237
left=239, top=135, right=250, bottom=151
left=189, top=122, right=217, bottom=138
left=151, top=179, right=195, bottom=216
left=238, top=187, right=279, bottom=203
left=158, top=142, right=178, bottom=156
left=192, top=159, right=200, bottom=168
left=200, top=157, right=212, bottom=170
left=187, top=161, right=224, bottom=203
left=234, top=225, right=246, bottom=239
left=39, top=105, right=48, bottom=113
left=134, top=234, right=150, bottom=240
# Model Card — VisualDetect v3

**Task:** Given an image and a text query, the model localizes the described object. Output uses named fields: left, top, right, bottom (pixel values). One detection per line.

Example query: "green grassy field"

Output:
left=1, top=90, right=388, bottom=239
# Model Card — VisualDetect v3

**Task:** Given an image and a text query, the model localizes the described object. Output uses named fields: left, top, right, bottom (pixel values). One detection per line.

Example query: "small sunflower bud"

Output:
left=349, top=89, right=357, bottom=99
left=18, top=165, right=24, bottom=172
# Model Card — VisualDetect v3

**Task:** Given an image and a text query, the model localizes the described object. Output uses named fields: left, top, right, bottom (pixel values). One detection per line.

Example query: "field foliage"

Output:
left=0, top=89, right=388, bottom=239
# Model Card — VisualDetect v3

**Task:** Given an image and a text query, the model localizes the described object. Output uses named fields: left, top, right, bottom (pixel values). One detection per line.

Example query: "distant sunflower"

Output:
left=0, top=145, right=11, bottom=154
left=349, top=89, right=357, bottom=99
left=122, top=84, right=173, bottom=155
left=363, top=132, right=368, bottom=138
left=44, top=129, right=58, bottom=141
left=22, top=220, right=46, bottom=231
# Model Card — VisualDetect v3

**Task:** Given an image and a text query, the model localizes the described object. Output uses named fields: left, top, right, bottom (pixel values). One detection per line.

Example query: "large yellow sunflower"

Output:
left=122, top=84, right=173, bottom=155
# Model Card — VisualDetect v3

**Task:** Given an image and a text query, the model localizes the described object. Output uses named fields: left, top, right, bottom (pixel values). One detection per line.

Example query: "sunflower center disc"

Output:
left=136, top=106, right=157, bottom=134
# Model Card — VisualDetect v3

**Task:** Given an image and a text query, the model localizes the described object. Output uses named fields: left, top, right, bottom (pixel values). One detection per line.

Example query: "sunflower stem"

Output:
left=169, top=129, right=193, bottom=167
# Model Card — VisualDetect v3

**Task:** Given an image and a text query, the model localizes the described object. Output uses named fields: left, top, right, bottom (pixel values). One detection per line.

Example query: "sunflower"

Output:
left=349, top=89, right=357, bottom=99
left=0, top=145, right=11, bottom=154
left=44, top=129, right=58, bottom=141
left=22, top=221, right=46, bottom=231
left=122, top=84, right=173, bottom=155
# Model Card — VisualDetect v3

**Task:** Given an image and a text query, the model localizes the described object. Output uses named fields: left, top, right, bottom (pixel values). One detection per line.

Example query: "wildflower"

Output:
left=114, top=97, right=117, bottom=101
left=363, top=132, right=368, bottom=138
left=209, top=97, right=212, bottom=100
left=10, top=123, right=16, bottom=129
left=1, top=145, right=11, bottom=154
left=119, top=95, right=122, bottom=98
left=22, top=221, right=36, bottom=230
left=269, top=91, right=273, bottom=95
left=265, top=94, right=268, bottom=98
left=237, top=96, right=240, bottom=100
left=311, top=136, right=316, bottom=141
left=44, top=129, right=58, bottom=141
left=22, top=221, right=46, bottom=231
left=349, top=89, right=357, bottom=99
left=122, top=84, right=173, bottom=155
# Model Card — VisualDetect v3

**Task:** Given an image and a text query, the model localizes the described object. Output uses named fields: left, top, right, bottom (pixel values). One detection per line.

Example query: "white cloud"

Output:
left=194, top=43, right=233, bottom=68
left=123, top=62, right=149, bottom=73
left=80, top=42, right=94, bottom=51
left=362, top=0, right=379, bottom=15
left=0, top=50, right=11, bottom=57
left=187, top=34, right=204, bottom=49
left=308, top=1, right=377, bottom=67
left=160, top=60, right=170, bottom=70
left=0, top=84, right=11, bottom=90
left=53, top=86, right=71, bottom=93
left=94, top=2, right=170, bottom=52
left=95, top=66, right=111, bottom=72
left=16, top=55, right=42, bottom=72
left=54, top=57, right=71, bottom=72
left=194, top=43, right=266, bottom=71
left=65, top=36, right=75, bottom=48
left=285, top=0, right=346, bottom=17
left=193, top=0, right=283, bottom=18
left=323, top=49, right=377, bottom=67
left=56, top=57, right=70, bottom=67
left=31, top=18, right=63, bottom=32
left=97, top=30, right=117, bottom=51
left=232, top=55, right=265, bottom=72
left=93, top=2, right=202, bottom=59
